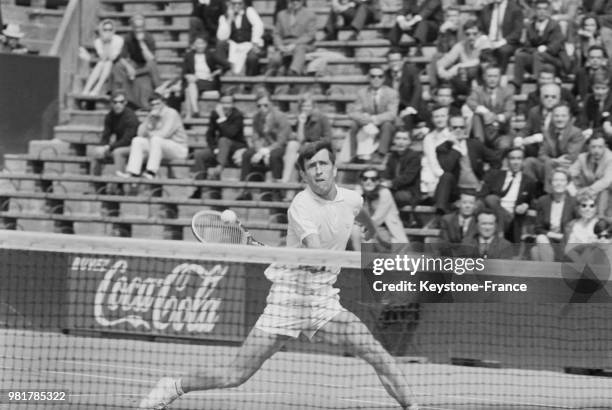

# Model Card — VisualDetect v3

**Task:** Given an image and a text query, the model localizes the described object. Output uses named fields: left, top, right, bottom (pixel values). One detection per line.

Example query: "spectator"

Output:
left=574, top=14, right=603, bottom=71
left=574, top=44, right=608, bottom=103
left=1, top=23, right=28, bottom=54
left=477, top=0, right=524, bottom=73
left=190, top=0, right=226, bottom=45
left=382, top=130, right=421, bottom=226
left=549, top=0, right=578, bottom=39
left=578, top=70, right=612, bottom=141
left=480, top=147, right=538, bottom=241
left=111, top=15, right=160, bottom=109
left=351, top=168, right=409, bottom=249
left=348, top=65, right=399, bottom=163
left=507, top=110, right=529, bottom=143
left=434, top=114, right=500, bottom=214
left=91, top=90, right=139, bottom=176
left=421, top=83, right=462, bottom=128
left=82, top=20, right=123, bottom=96
left=523, top=103, right=585, bottom=192
left=421, top=105, right=451, bottom=199
left=564, top=190, right=599, bottom=251
left=569, top=132, right=612, bottom=218
left=427, top=6, right=462, bottom=90
left=436, top=20, right=490, bottom=85
left=466, top=64, right=515, bottom=150
left=388, top=0, right=442, bottom=54
left=526, top=64, right=578, bottom=116
left=182, top=36, right=230, bottom=119
left=531, top=168, right=577, bottom=261
left=582, top=0, right=612, bottom=61
left=190, top=93, right=246, bottom=198
left=235, top=90, right=290, bottom=200
left=116, top=93, right=188, bottom=179
left=323, top=0, right=380, bottom=41
left=282, top=94, right=332, bottom=185
left=461, top=209, right=514, bottom=259
left=519, top=82, right=561, bottom=158
left=439, top=190, right=478, bottom=245
left=512, top=0, right=565, bottom=92
left=216, top=0, right=264, bottom=76
left=385, top=51, right=422, bottom=130
left=267, top=0, right=316, bottom=76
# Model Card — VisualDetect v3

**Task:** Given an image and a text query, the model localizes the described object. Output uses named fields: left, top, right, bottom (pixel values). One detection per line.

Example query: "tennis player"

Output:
left=139, top=140, right=418, bottom=409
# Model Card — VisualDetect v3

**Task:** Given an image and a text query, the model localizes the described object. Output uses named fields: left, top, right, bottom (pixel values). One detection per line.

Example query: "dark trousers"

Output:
left=388, top=20, right=438, bottom=47
left=349, top=121, right=395, bottom=158
left=513, top=49, right=563, bottom=90
left=324, top=4, right=377, bottom=39
left=434, top=172, right=459, bottom=214
left=492, top=44, right=517, bottom=73
left=240, top=146, right=285, bottom=180
left=192, top=137, right=246, bottom=179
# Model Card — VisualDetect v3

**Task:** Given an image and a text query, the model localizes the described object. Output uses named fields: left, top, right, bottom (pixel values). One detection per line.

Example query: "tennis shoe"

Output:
left=139, top=377, right=181, bottom=409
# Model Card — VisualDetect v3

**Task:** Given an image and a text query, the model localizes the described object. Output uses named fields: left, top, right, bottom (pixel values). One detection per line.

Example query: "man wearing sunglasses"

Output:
left=348, top=66, right=399, bottom=163
left=91, top=90, right=139, bottom=178
left=569, top=131, right=612, bottom=218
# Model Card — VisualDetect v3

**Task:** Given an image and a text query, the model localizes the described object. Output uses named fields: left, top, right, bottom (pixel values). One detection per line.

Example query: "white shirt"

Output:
left=500, top=171, right=522, bottom=214
left=549, top=196, right=565, bottom=233
left=264, top=186, right=362, bottom=302
left=194, top=53, right=212, bottom=80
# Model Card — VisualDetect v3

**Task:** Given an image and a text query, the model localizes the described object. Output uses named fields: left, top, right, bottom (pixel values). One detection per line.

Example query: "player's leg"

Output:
left=181, top=327, right=287, bottom=392
left=314, top=310, right=416, bottom=409
left=139, top=328, right=287, bottom=409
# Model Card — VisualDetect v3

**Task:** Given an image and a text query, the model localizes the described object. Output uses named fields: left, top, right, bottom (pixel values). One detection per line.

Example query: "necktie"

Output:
left=592, top=160, right=599, bottom=176
left=500, top=172, right=516, bottom=197
left=555, top=130, right=562, bottom=157
left=480, top=239, right=489, bottom=256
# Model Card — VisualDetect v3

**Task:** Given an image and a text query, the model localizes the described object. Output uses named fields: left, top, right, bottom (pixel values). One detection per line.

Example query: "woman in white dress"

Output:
left=82, top=20, right=124, bottom=96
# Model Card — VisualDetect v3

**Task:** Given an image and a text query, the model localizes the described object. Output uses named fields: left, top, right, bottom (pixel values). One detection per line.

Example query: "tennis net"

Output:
left=1, top=230, right=612, bottom=409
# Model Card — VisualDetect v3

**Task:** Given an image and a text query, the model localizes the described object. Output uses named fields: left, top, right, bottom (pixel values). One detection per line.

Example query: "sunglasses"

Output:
left=451, top=125, right=466, bottom=130
left=112, top=99, right=126, bottom=104
left=102, top=27, right=113, bottom=32
left=361, top=176, right=379, bottom=181
left=580, top=203, right=596, bottom=208
left=598, top=233, right=610, bottom=239
left=257, top=103, right=269, bottom=108
left=370, top=74, right=384, bottom=79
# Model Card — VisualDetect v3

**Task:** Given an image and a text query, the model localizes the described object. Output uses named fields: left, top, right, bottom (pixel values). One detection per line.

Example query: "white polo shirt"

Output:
left=264, top=185, right=363, bottom=304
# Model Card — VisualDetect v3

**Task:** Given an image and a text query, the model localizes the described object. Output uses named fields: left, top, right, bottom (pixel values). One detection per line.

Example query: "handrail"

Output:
left=49, top=0, right=99, bottom=110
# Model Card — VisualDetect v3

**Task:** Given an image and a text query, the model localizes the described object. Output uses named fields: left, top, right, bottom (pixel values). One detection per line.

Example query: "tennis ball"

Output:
left=220, top=209, right=238, bottom=224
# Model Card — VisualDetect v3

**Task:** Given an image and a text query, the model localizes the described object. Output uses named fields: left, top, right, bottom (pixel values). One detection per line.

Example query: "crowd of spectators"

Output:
left=88, top=0, right=612, bottom=260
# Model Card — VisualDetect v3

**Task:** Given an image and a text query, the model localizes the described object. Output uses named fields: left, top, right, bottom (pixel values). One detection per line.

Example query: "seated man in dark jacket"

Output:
left=190, top=0, right=226, bottom=44
left=460, top=208, right=514, bottom=259
left=191, top=93, right=246, bottom=198
left=382, top=130, right=421, bottom=226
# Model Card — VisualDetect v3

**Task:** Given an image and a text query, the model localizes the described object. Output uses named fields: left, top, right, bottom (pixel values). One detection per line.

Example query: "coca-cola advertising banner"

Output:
left=66, top=255, right=246, bottom=342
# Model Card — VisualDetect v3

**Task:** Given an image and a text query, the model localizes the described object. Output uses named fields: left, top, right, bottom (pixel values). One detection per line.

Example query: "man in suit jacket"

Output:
left=521, top=83, right=562, bottom=158
left=268, top=0, right=316, bottom=75
left=461, top=209, right=514, bottom=259
left=388, top=0, right=442, bottom=50
left=531, top=168, right=577, bottom=261
left=526, top=65, right=579, bottom=116
left=385, top=51, right=422, bottom=130
left=190, top=0, right=226, bottom=44
left=583, top=0, right=612, bottom=61
left=439, top=190, right=478, bottom=248
left=477, top=0, right=524, bottom=72
left=523, top=103, right=585, bottom=192
left=348, top=66, right=399, bottom=163
left=466, top=65, right=515, bottom=149
left=512, top=0, right=565, bottom=91
left=236, top=91, right=291, bottom=200
left=569, top=132, right=612, bottom=217
left=480, top=147, right=538, bottom=242
left=434, top=114, right=501, bottom=214
left=191, top=94, right=247, bottom=198
left=578, top=71, right=612, bottom=142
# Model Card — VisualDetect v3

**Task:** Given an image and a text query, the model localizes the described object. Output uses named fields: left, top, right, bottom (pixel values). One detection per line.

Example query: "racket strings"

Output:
left=193, top=213, right=247, bottom=244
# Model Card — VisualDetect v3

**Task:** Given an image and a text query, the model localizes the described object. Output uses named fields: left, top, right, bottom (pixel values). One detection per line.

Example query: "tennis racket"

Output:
left=191, top=210, right=265, bottom=246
